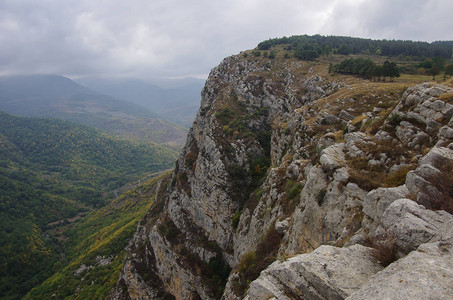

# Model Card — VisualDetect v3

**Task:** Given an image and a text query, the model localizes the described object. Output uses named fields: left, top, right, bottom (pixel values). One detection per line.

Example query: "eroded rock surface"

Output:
left=112, top=51, right=453, bottom=299
left=245, top=245, right=383, bottom=300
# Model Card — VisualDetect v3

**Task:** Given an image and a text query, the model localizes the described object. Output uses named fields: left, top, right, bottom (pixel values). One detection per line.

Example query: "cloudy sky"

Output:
left=0, top=0, right=452, bottom=80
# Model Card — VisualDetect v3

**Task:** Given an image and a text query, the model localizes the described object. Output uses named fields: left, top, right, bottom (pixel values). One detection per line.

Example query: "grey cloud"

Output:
left=322, top=0, right=453, bottom=41
left=0, top=0, right=451, bottom=80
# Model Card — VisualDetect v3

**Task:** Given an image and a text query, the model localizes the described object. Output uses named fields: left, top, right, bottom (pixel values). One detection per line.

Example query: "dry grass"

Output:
left=438, top=91, right=453, bottom=104
left=364, top=234, right=399, bottom=267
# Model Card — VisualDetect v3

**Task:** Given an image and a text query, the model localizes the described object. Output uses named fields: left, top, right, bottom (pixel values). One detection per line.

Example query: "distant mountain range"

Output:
left=74, top=76, right=204, bottom=128
left=0, top=75, right=187, bottom=146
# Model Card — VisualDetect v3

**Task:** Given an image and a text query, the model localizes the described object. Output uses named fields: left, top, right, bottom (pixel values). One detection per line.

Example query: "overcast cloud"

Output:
left=0, top=0, right=452, bottom=80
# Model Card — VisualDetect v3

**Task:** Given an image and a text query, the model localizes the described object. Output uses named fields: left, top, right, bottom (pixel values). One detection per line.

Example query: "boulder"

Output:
left=347, top=241, right=453, bottom=300
left=381, top=198, right=453, bottom=253
left=245, top=245, right=383, bottom=300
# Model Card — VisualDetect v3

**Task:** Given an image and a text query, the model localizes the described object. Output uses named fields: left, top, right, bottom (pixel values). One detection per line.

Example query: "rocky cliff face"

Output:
left=111, top=53, right=453, bottom=299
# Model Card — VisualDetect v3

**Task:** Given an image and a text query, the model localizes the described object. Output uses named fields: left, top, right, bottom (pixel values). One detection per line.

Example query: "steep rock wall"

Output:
left=113, top=52, right=453, bottom=299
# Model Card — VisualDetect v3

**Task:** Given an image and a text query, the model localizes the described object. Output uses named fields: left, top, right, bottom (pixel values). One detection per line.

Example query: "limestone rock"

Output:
left=246, top=245, right=383, bottom=300
left=361, top=185, right=409, bottom=234
left=381, top=198, right=453, bottom=253
left=405, top=146, right=453, bottom=210
left=113, top=51, right=453, bottom=300
left=320, top=143, right=345, bottom=171
left=347, top=241, right=453, bottom=300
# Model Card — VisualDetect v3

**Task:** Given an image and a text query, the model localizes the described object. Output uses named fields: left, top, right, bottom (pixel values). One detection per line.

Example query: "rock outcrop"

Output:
left=245, top=244, right=383, bottom=300
left=347, top=241, right=453, bottom=300
left=112, top=50, right=453, bottom=299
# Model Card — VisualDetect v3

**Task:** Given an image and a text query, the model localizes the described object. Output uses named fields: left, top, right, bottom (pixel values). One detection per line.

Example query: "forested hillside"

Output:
left=0, top=112, right=177, bottom=299
left=258, top=35, right=453, bottom=58
left=24, top=172, right=172, bottom=300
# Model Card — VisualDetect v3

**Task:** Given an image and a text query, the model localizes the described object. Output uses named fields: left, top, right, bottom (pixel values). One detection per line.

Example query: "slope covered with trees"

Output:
left=258, top=34, right=453, bottom=59
left=0, top=112, right=177, bottom=299
left=24, top=172, right=172, bottom=300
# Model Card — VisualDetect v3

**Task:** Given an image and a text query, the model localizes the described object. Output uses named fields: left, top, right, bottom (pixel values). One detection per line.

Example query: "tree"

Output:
left=429, top=65, right=441, bottom=80
left=258, top=40, right=273, bottom=50
left=373, top=66, right=383, bottom=81
left=338, top=44, right=352, bottom=55
left=432, top=56, right=445, bottom=71
left=383, top=60, right=400, bottom=81
left=445, top=64, right=453, bottom=77
left=294, top=48, right=319, bottom=60
left=418, top=59, right=432, bottom=69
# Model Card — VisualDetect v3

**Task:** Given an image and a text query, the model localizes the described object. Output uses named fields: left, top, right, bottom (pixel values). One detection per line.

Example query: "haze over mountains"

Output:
left=0, top=75, right=189, bottom=146
left=75, top=76, right=204, bottom=128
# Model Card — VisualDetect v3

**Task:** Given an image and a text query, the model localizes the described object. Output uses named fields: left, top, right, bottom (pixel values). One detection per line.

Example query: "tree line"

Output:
left=258, top=35, right=453, bottom=60
left=329, top=58, right=400, bottom=81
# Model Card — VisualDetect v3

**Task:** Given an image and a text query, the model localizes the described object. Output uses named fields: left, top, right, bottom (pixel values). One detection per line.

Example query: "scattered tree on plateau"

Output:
left=329, top=58, right=400, bottom=81
left=445, top=64, right=453, bottom=77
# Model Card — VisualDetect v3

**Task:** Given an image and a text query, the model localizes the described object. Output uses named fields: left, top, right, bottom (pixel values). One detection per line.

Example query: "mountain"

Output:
left=107, top=37, right=453, bottom=299
left=75, top=77, right=204, bottom=128
left=0, top=75, right=187, bottom=146
left=0, top=112, right=178, bottom=299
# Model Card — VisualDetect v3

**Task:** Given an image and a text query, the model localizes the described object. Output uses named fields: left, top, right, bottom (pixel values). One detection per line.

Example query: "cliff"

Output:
left=111, top=51, right=453, bottom=299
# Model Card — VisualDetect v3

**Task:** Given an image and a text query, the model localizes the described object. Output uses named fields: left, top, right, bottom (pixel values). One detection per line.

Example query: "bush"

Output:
left=253, top=51, right=261, bottom=57
left=365, top=234, right=398, bottom=267
left=232, top=211, right=241, bottom=229
left=184, top=151, right=197, bottom=170
left=294, top=49, right=319, bottom=61
left=385, top=166, right=411, bottom=187
left=233, top=225, right=283, bottom=297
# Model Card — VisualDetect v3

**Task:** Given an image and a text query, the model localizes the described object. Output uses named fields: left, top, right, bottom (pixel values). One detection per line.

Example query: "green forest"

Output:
left=255, top=34, right=453, bottom=80
left=24, top=172, right=172, bottom=299
left=257, top=34, right=453, bottom=59
left=0, top=112, right=177, bottom=299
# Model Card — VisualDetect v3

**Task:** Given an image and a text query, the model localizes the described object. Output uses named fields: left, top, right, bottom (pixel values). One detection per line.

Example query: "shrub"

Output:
left=233, top=225, right=283, bottom=297
left=365, top=234, right=398, bottom=267
left=385, top=166, right=411, bottom=187
left=184, top=151, right=198, bottom=170
left=215, top=108, right=233, bottom=124
left=387, top=113, right=401, bottom=126
left=281, top=181, right=303, bottom=216
left=288, top=183, right=303, bottom=199
left=232, top=211, right=241, bottom=229
left=157, top=215, right=182, bottom=244
left=295, top=49, right=319, bottom=61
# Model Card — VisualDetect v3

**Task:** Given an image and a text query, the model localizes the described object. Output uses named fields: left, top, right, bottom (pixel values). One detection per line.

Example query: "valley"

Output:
left=0, top=75, right=188, bottom=146
left=1, top=35, right=453, bottom=299
left=0, top=112, right=177, bottom=299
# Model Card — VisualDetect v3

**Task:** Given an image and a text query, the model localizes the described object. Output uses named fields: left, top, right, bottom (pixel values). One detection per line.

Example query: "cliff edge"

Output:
left=111, top=50, right=453, bottom=300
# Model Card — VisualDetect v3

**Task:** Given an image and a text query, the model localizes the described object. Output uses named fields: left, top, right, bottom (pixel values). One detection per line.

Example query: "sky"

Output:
left=0, top=0, right=452, bottom=80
